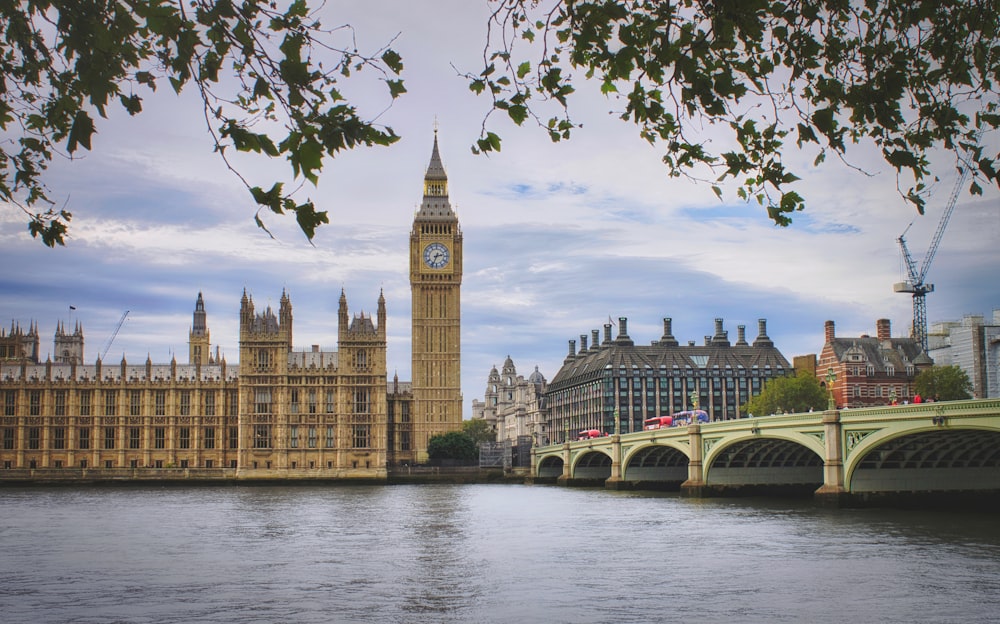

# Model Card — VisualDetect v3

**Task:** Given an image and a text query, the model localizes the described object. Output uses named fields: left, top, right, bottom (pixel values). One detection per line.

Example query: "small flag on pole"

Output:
left=69, top=306, right=76, bottom=310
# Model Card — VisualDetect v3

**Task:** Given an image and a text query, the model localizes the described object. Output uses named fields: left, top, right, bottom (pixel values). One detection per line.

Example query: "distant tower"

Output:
left=501, top=355, right=517, bottom=405
left=0, top=321, right=40, bottom=363
left=487, top=365, right=501, bottom=409
left=54, top=320, right=84, bottom=364
left=409, top=128, right=463, bottom=462
left=188, top=292, right=211, bottom=366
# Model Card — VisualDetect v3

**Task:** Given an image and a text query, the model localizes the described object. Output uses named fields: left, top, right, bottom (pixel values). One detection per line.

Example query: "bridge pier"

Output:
left=556, top=440, right=572, bottom=486
left=604, top=433, right=624, bottom=489
left=679, top=424, right=705, bottom=498
left=814, top=409, right=850, bottom=507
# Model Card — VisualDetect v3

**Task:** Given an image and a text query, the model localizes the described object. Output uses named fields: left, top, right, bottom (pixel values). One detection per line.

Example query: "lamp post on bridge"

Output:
left=826, top=367, right=837, bottom=410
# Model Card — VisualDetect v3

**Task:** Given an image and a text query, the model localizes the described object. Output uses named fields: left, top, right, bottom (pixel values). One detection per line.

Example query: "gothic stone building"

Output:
left=0, top=288, right=396, bottom=478
left=0, top=134, right=463, bottom=479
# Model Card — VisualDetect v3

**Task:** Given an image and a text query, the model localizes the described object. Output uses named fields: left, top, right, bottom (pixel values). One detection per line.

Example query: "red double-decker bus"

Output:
left=642, top=416, right=674, bottom=430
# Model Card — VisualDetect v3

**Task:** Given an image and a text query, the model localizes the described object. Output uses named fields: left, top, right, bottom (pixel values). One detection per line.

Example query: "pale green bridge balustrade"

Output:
left=531, top=399, right=1000, bottom=506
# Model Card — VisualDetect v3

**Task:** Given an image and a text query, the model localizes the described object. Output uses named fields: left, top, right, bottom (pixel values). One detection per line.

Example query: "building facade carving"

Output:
left=471, top=357, right=549, bottom=445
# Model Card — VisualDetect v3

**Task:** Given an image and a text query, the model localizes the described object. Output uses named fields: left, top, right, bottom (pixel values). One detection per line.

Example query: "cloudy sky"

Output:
left=2, top=1, right=998, bottom=417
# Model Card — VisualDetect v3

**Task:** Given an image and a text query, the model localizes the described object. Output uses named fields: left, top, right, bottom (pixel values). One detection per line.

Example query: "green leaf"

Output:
left=475, top=132, right=502, bottom=154
left=886, top=149, right=918, bottom=171
left=66, top=111, right=95, bottom=153
left=386, top=79, right=406, bottom=99
left=119, top=94, right=143, bottom=115
left=294, top=201, right=329, bottom=241
left=381, top=49, right=403, bottom=74
left=507, top=104, right=528, bottom=125
left=250, top=183, right=284, bottom=208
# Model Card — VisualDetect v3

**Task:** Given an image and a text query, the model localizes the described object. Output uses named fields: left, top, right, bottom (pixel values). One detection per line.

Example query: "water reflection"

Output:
left=0, top=485, right=997, bottom=623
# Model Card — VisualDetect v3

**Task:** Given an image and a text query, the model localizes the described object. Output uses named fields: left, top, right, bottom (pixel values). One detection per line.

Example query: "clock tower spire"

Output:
left=409, top=128, right=463, bottom=463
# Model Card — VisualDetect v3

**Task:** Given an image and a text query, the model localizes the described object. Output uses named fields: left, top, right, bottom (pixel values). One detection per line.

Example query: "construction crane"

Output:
left=893, top=158, right=973, bottom=353
left=100, top=311, right=129, bottom=360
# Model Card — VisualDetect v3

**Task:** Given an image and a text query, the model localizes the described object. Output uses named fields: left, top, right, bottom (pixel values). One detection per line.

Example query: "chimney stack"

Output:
left=736, top=324, right=747, bottom=346
left=660, top=317, right=679, bottom=346
left=876, top=318, right=891, bottom=342
left=752, top=318, right=773, bottom=347
left=825, top=320, right=835, bottom=344
left=712, top=318, right=730, bottom=346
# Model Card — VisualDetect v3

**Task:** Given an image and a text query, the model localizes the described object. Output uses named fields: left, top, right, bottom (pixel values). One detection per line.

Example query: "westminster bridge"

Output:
left=531, top=399, right=1000, bottom=505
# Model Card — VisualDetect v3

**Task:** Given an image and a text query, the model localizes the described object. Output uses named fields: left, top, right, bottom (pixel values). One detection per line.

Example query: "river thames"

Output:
left=1, top=484, right=997, bottom=623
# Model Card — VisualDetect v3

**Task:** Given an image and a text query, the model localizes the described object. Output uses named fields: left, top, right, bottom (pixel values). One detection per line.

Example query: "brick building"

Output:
left=815, top=318, right=932, bottom=408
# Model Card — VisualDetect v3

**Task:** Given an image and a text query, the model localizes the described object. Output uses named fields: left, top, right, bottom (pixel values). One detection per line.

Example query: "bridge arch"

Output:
left=846, top=426, right=1000, bottom=492
left=704, top=435, right=824, bottom=490
left=573, top=449, right=613, bottom=480
left=621, top=442, right=690, bottom=486
left=537, top=455, right=564, bottom=479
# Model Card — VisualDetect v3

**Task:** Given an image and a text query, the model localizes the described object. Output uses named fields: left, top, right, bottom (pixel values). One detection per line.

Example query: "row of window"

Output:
left=2, top=389, right=238, bottom=417
left=252, top=424, right=371, bottom=449
left=3, top=458, right=236, bottom=470
left=3, top=423, right=380, bottom=451
left=851, top=385, right=912, bottom=398
left=254, top=388, right=373, bottom=415
left=550, top=378, right=764, bottom=406
left=3, top=426, right=239, bottom=451
left=844, top=364, right=916, bottom=377
left=1, top=458, right=381, bottom=470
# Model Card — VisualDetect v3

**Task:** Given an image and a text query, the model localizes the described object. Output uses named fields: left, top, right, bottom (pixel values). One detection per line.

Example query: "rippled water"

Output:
left=1, top=484, right=998, bottom=623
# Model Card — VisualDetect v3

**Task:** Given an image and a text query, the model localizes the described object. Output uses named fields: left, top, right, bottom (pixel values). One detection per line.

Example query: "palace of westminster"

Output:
left=1, top=134, right=464, bottom=479
left=2, top=134, right=954, bottom=481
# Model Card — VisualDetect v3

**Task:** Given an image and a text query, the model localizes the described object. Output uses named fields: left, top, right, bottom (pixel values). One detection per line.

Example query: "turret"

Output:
left=54, top=319, right=84, bottom=364
left=338, top=289, right=349, bottom=343
left=279, top=289, right=293, bottom=338
left=239, top=289, right=253, bottom=329
left=377, top=289, right=387, bottom=341
left=189, top=292, right=211, bottom=366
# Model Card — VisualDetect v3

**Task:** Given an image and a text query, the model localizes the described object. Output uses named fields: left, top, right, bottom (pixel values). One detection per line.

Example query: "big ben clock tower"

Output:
left=410, top=129, right=463, bottom=462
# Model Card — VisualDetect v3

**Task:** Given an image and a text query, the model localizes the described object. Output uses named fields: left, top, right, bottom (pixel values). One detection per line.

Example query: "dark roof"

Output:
left=549, top=340, right=790, bottom=390
left=828, top=336, right=927, bottom=372
left=348, top=314, right=376, bottom=335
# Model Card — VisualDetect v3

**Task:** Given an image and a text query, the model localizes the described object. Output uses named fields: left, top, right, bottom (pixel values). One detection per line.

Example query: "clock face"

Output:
left=423, top=242, right=450, bottom=269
